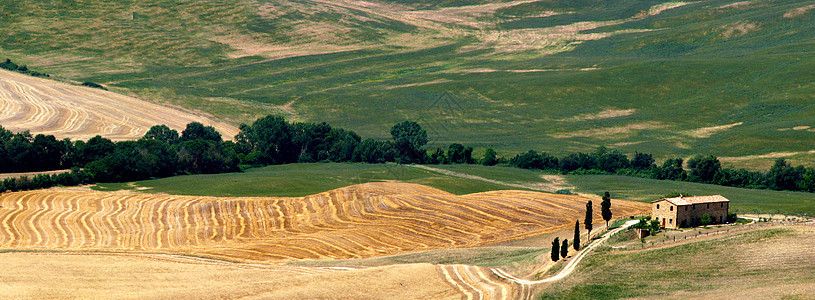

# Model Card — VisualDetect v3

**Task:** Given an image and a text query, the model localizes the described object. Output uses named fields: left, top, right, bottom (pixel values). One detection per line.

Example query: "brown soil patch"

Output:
left=386, top=79, right=452, bottom=90
left=550, top=122, right=664, bottom=139
left=683, top=122, right=743, bottom=138
left=560, top=108, right=636, bottom=122
left=718, top=1, right=753, bottom=9
left=783, top=4, right=815, bottom=18
left=721, top=22, right=759, bottom=39
left=0, top=69, right=238, bottom=141
left=0, top=182, right=650, bottom=263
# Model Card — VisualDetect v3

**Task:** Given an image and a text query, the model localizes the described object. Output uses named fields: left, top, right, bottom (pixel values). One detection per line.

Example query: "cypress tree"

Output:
left=573, top=220, right=581, bottom=250
left=585, top=200, right=593, bottom=238
left=550, top=237, right=560, bottom=262
left=602, top=191, right=612, bottom=227
left=561, top=238, right=569, bottom=259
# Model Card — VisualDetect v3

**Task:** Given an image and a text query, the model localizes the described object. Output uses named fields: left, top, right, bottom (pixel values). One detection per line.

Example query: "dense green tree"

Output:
left=561, top=238, right=569, bottom=259
left=481, top=147, right=498, bottom=166
left=351, top=138, right=395, bottom=164
left=601, top=191, right=612, bottom=227
left=595, top=147, right=629, bottom=173
left=551, top=237, right=560, bottom=262
left=649, top=220, right=660, bottom=235
left=428, top=147, right=446, bottom=164
left=177, top=139, right=238, bottom=174
left=510, top=150, right=558, bottom=170
left=653, top=158, right=686, bottom=180
left=31, top=134, right=68, bottom=171
left=76, top=135, right=116, bottom=166
left=631, top=152, right=655, bottom=170
left=446, top=143, right=473, bottom=164
left=390, top=121, right=427, bottom=163
left=687, top=155, right=721, bottom=183
left=800, top=167, right=815, bottom=192
left=180, top=122, right=221, bottom=142
left=143, top=125, right=179, bottom=144
left=767, top=158, right=804, bottom=191
left=238, top=115, right=298, bottom=165
left=573, top=220, right=581, bottom=251
left=585, top=200, right=593, bottom=238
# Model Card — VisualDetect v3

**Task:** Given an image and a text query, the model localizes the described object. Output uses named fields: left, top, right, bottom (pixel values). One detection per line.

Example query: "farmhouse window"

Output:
left=670, top=206, right=673, bottom=211
left=670, top=219, right=673, bottom=224
left=685, top=206, right=688, bottom=211
left=657, top=204, right=660, bottom=209
left=707, top=204, right=710, bottom=209
left=721, top=203, right=723, bottom=208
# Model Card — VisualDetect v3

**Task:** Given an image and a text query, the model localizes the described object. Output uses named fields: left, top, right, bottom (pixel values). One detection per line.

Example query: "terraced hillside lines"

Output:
left=0, top=182, right=650, bottom=262
left=0, top=69, right=238, bottom=140
left=438, top=264, right=526, bottom=300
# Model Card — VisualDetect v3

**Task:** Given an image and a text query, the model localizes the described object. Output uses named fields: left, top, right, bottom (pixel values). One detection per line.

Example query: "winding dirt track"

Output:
left=0, top=69, right=238, bottom=140
left=0, top=182, right=650, bottom=263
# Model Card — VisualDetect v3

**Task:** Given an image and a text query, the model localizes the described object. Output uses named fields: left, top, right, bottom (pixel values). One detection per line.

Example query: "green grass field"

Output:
left=2, top=0, right=815, bottom=169
left=92, top=163, right=531, bottom=197
left=537, top=227, right=815, bottom=299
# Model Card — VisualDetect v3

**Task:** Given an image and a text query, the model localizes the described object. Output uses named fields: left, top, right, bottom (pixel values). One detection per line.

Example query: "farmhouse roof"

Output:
left=652, top=195, right=730, bottom=206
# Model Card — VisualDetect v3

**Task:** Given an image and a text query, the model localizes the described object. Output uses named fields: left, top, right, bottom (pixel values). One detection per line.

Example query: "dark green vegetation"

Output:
left=2, top=0, right=814, bottom=168
left=0, top=58, right=48, bottom=77
left=601, top=191, right=612, bottom=226
left=573, top=220, right=581, bottom=251
left=550, top=237, right=560, bottom=262
left=93, top=163, right=522, bottom=197
left=538, top=228, right=815, bottom=299
left=585, top=200, right=593, bottom=236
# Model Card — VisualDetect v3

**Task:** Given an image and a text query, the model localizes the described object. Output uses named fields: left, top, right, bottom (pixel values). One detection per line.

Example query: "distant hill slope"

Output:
left=1, top=0, right=814, bottom=167
left=0, top=182, right=649, bottom=262
left=0, top=69, right=238, bottom=140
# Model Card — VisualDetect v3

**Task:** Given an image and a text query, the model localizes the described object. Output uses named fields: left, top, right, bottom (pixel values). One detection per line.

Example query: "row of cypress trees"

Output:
left=551, top=192, right=613, bottom=262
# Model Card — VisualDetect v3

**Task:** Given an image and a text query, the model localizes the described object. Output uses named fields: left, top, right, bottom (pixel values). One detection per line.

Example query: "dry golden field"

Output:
left=0, top=182, right=650, bottom=263
left=0, top=69, right=238, bottom=140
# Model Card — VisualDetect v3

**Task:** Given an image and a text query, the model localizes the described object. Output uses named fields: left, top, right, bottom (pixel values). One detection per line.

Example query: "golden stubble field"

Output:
left=0, top=182, right=650, bottom=262
left=0, top=69, right=239, bottom=140
left=0, top=182, right=650, bottom=298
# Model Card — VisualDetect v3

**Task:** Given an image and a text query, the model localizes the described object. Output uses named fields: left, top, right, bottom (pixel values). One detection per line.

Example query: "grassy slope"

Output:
left=97, top=163, right=815, bottom=215
left=537, top=227, right=815, bottom=299
left=92, top=163, right=530, bottom=196
left=2, top=0, right=815, bottom=169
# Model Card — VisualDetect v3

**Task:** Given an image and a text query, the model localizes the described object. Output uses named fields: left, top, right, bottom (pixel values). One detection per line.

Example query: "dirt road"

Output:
left=490, top=220, right=639, bottom=285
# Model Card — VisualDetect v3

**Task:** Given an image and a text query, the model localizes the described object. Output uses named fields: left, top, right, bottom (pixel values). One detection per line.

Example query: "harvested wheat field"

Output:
left=0, top=69, right=238, bottom=140
left=0, top=182, right=649, bottom=263
left=0, top=252, right=465, bottom=299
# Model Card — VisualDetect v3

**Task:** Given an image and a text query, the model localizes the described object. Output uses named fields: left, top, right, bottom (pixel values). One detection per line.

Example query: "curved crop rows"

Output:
left=0, top=182, right=650, bottom=262
left=438, top=264, right=528, bottom=300
left=0, top=69, right=238, bottom=140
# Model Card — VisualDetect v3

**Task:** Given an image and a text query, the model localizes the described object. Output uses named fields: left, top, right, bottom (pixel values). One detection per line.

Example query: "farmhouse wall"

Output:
left=652, top=197, right=729, bottom=229
left=652, top=199, right=679, bottom=228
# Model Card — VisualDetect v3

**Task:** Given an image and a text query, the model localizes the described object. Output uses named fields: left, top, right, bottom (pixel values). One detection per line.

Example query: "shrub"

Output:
left=81, top=81, right=107, bottom=90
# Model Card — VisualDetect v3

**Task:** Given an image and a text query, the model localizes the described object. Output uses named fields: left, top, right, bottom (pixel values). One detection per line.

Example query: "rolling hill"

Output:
left=0, top=68, right=238, bottom=140
left=2, top=0, right=813, bottom=168
left=0, top=182, right=649, bottom=262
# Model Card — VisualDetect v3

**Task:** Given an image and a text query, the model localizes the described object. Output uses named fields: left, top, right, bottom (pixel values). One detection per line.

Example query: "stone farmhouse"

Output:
left=651, top=195, right=729, bottom=229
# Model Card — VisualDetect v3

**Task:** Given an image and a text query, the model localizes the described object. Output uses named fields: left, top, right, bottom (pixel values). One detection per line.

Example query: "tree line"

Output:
left=498, top=146, right=815, bottom=193
left=1, top=115, right=814, bottom=194
left=1, top=58, right=49, bottom=77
